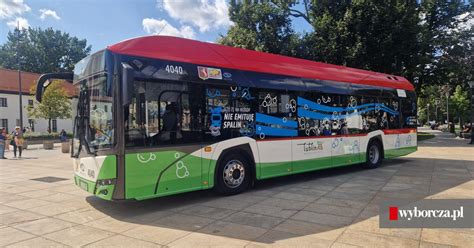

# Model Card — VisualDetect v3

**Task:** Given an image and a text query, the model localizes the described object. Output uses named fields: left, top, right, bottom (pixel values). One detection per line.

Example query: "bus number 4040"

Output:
left=165, top=65, right=184, bottom=75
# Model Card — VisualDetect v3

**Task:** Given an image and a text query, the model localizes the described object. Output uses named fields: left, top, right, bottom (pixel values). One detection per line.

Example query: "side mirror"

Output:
left=36, top=72, right=73, bottom=102
left=121, top=63, right=134, bottom=106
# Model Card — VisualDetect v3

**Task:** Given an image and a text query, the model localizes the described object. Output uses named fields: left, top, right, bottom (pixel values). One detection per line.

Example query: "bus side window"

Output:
left=360, top=96, right=377, bottom=132
left=376, top=97, right=401, bottom=130
left=401, top=92, right=417, bottom=128
left=204, top=86, right=230, bottom=141
left=341, top=94, right=361, bottom=134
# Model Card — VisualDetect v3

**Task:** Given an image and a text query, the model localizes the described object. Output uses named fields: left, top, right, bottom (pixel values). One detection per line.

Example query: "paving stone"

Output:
left=254, top=230, right=334, bottom=247
left=84, top=216, right=141, bottom=233
left=304, top=203, right=363, bottom=217
left=273, top=219, right=345, bottom=241
left=0, top=227, right=35, bottom=247
left=0, top=204, right=18, bottom=215
left=337, top=229, right=419, bottom=248
left=84, top=234, right=161, bottom=247
left=330, top=242, right=361, bottom=248
left=272, top=191, right=319, bottom=202
left=314, top=197, right=368, bottom=209
left=224, top=212, right=284, bottom=229
left=13, top=217, right=76, bottom=235
left=244, top=203, right=297, bottom=218
left=55, top=208, right=109, bottom=224
left=258, top=197, right=309, bottom=210
left=419, top=241, right=456, bottom=248
left=44, top=225, right=114, bottom=247
left=421, top=229, right=474, bottom=247
left=152, top=213, right=215, bottom=231
left=348, top=217, right=421, bottom=241
left=200, top=198, right=253, bottom=211
left=291, top=211, right=355, bottom=227
left=199, top=220, right=268, bottom=240
left=178, top=205, right=236, bottom=220
left=26, top=202, right=82, bottom=216
left=283, top=187, right=329, bottom=197
left=5, top=237, right=68, bottom=248
left=123, top=225, right=190, bottom=245
left=168, top=232, right=249, bottom=247
left=4, top=198, right=52, bottom=210
left=0, top=210, right=45, bottom=225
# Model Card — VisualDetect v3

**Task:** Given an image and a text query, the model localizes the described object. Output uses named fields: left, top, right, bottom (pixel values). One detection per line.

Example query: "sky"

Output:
left=0, top=0, right=313, bottom=53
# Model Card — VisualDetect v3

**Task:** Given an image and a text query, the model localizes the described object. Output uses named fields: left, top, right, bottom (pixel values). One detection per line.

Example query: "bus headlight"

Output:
left=96, top=179, right=116, bottom=186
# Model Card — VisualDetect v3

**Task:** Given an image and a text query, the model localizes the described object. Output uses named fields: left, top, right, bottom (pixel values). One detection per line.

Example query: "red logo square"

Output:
left=389, top=206, right=398, bottom=221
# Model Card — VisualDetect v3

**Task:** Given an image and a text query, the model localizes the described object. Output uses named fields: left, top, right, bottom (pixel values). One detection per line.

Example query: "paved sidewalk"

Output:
left=0, top=131, right=472, bottom=247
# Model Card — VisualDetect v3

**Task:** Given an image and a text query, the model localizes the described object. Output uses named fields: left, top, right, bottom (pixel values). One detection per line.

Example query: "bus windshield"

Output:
left=72, top=51, right=113, bottom=156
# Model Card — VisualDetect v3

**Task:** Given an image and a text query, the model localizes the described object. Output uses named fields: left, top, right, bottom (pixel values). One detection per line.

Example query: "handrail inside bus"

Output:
left=36, top=72, right=73, bottom=102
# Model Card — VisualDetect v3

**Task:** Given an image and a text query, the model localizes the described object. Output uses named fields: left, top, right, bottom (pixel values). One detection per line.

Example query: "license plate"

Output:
left=79, top=180, right=88, bottom=191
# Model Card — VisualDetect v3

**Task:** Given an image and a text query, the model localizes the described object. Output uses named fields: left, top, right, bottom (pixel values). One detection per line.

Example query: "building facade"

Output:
left=0, top=68, right=73, bottom=133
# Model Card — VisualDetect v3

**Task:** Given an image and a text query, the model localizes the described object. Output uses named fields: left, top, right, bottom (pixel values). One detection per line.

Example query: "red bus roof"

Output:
left=108, top=36, right=414, bottom=91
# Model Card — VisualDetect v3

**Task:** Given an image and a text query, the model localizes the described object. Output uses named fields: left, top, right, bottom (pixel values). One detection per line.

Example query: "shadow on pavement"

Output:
left=86, top=139, right=472, bottom=244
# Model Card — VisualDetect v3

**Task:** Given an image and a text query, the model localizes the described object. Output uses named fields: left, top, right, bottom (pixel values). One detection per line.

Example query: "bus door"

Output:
left=256, top=91, right=293, bottom=178
left=331, top=95, right=363, bottom=166
left=124, top=81, right=204, bottom=199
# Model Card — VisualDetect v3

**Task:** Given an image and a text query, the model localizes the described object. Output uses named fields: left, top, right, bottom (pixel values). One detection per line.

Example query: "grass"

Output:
left=417, top=132, right=435, bottom=141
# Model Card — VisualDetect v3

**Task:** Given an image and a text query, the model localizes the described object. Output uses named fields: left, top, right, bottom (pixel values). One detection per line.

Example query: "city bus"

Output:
left=36, top=36, right=417, bottom=201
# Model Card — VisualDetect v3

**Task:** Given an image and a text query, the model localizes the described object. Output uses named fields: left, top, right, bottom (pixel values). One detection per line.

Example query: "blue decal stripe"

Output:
left=256, top=113, right=297, bottom=128
left=256, top=125, right=297, bottom=137
left=297, top=97, right=399, bottom=116
left=297, top=97, right=344, bottom=112
left=298, top=108, right=328, bottom=119
left=298, top=107, right=376, bottom=120
left=298, top=97, right=378, bottom=113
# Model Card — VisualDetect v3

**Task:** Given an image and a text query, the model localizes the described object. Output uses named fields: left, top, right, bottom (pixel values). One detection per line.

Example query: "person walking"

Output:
left=0, top=128, right=7, bottom=159
left=13, top=126, right=24, bottom=159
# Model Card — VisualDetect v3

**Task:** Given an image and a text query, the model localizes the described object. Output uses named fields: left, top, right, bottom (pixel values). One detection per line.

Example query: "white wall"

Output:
left=0, top=92, right=73, bottom=133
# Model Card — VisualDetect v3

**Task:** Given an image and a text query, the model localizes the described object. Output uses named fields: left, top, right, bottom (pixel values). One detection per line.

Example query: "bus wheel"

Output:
left=365, top=141, right=382, bottom=168
left=215, top=154, right=251, bottom=195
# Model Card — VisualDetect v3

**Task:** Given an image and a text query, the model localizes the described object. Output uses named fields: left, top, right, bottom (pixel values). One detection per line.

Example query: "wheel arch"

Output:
left=204, top=137, right=259, bottom=188
left=213, top=144, right=256, bottom=189
left=367, top=135, right=385, bottom=159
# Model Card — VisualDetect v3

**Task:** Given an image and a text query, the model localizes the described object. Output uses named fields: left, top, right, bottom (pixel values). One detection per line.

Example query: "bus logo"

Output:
left=198, top=66, right=222, bottom=80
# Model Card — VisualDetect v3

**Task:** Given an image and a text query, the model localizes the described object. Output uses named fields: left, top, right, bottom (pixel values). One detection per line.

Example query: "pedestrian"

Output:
left=0, top=128, right=7, bottom=159
left=12, top=126, right=24, bottom=158
left=59, top=129, right=67, bottom=142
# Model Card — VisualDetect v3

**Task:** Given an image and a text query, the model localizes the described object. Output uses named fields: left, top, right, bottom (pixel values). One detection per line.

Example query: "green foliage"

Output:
left=0, top=27, right=91, bottom=74
left=450, top=85, right=470, bottom=123
left=219, top=0, right=473, bottom=94
left=27, top=80, right=72, bottom=133
left=219, top=0, right=298, bottom=56
left=417, top=132, right=435, bottom=141
left=23, top=131, right=73, bottom=139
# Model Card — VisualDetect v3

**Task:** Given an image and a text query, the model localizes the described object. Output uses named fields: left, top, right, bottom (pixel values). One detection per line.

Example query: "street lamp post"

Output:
left=442, top=85, right=452, bottom=132
left=435, top=99, right=440, bottom=123
left=468, top=81, right=474, bottom=144
left=427, top=103, right=430, bottom=126
left=17, top=22, right=24, bottom=130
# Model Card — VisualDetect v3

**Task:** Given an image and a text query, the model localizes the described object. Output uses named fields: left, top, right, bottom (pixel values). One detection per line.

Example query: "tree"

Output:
left=416, top=0, right=473, bottom=92
left=27, top=80, right=72, bottom=133
left=450, top=85, right=470, bottom=125
left=218, top=0, right=298, bottom=56
left=0, top=27, right=91, bottom=74
left=219, top=1, right=473, bottom=94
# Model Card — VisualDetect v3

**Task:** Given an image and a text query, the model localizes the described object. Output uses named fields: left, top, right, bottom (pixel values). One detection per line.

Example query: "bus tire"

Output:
left=365, top=140, right=382, bottom=168
left=214, top=153, right=251, bottom=195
